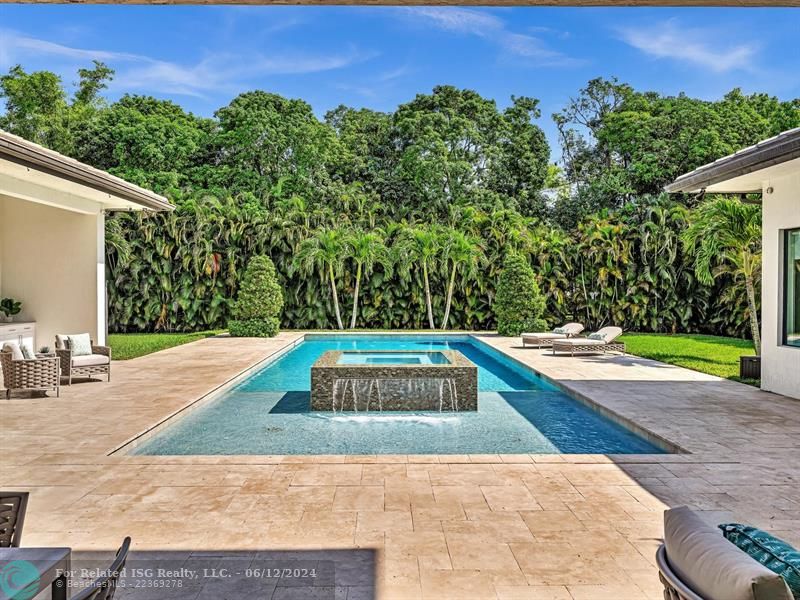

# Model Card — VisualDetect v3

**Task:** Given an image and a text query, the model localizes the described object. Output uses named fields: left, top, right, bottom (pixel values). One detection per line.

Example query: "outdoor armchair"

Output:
left=1, top=345, right=60, bottom=398
left=55, top=335, right=111, bottom=385
left=551, top=326, right=625, bottom=356
left=521, top=322, right=584, bottom=348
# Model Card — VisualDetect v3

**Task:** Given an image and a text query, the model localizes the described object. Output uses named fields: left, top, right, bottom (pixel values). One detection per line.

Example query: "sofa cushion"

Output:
left=72, top=354, right=110, bottom=367
left=720, top=524, right=800, bottom=598
left=2, top=342, right=24, bottom=361
left=664, top=506, right=793, bottom=600
left=67, top=333, right=93, bottom=356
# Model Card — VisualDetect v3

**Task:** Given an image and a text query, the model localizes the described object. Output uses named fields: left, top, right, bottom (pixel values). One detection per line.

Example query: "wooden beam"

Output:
left=3, top=0, right=799, bottom=5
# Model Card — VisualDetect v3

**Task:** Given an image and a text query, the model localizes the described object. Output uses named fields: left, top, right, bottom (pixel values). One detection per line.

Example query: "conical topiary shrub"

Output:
left=494, top=253, right=547, bottom=337
left=228, top=255, right=284, bottom=337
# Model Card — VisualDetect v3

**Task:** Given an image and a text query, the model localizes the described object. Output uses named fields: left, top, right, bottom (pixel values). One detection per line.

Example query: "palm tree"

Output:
left=440, top=227, right=485, bottom=330
left=396, top=225, right=441, bottom=329
left=682, top=198, right=762, bottom=353
left=294, top=228, right=350, bottom=330
left=346, top=229, right=391, bottom=329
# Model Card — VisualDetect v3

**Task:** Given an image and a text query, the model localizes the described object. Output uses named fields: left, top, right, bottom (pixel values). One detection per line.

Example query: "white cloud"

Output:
left=0, top=29, right=374, bottom=98
left=399, top=7, right=582, bottom=67
left=617, top=20, right=757, bottom=73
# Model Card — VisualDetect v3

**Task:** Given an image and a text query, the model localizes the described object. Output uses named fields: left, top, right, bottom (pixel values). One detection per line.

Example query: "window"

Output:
left=784, top=229, right=800, bottom=348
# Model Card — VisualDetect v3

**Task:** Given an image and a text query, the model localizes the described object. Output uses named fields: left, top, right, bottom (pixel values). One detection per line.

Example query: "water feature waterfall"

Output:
left=331, top=377, right=460, bottom=412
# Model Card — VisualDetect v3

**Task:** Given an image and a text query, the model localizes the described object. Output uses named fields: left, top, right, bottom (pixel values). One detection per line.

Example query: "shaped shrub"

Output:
left=494, top=253, right=547, bottom=337
left=228, top=255, right=284, bottom=337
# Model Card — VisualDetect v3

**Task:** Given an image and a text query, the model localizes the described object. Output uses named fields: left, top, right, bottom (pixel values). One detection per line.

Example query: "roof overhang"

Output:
left=665, top=127, right=800, bottom=194
left=0, top=129, right=173, bottom=213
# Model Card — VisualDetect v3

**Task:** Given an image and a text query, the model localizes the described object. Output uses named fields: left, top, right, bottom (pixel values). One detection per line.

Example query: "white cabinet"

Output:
left=0, top=322, right=36, bottom=350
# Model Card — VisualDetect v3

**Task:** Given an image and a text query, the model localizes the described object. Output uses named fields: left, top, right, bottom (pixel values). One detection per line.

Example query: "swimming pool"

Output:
left=133, top=335, right=666, bottom=455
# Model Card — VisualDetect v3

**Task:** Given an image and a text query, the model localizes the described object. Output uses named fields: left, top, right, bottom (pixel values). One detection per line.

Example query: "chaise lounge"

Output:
left=551, top=326, right=625, bottom=356
left=521, top=322, right=584, bottom=348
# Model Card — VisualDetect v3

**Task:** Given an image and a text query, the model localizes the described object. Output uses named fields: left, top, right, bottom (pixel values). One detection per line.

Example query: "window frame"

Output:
left=782, top=227, right=800, bottom=349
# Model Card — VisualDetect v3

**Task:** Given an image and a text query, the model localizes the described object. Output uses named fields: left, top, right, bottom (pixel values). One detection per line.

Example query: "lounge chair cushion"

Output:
left=719, top=524, right=800, bottom=598
left=2, top=342, right=24, bottom=361
left=72, top=354, right=110, bottom=367
left=557, top=338, right=606, bottom=346
left=67, top=333, right=93, bottom=356
left=523, top=333, right=566, bottom=340
left=664, top=506, right=793, bottom=600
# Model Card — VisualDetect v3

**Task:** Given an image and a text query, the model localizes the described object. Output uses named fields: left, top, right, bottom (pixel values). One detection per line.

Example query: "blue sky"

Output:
left=1, top=6, right=798, bottom=160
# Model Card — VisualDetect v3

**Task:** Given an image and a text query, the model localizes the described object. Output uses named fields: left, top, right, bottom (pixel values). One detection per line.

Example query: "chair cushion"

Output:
left=72, top=354, right=110, bottom=367
left=720, top=524, right=800, bottom=598
left=2, top=342, right=24, bottom=361
left=664, top=506, right=793, bottom=600
left=68, top=334, right=93, bottom=356
left=523, top=333, right=565, bottom=340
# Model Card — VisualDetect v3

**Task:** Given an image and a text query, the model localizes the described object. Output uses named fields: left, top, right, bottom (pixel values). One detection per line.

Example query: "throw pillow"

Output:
left=720, top=523, right=800, bottom=598
left=21, top=345, right=36, bottom=360
left=588, top=332, right=606, bottom=341
left=2, top=342, right=24, bottom=361
left=552, top=327, right=567, bottom=334
left=68, top=333, right=93, bottom=356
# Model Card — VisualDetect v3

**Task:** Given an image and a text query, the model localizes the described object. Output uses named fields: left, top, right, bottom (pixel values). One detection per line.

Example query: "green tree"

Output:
left=396, top=225, right=442, bottom=329
left=494, top=253, right=547, bottom=336
left=346, top=229, right=391, bottom=329
left=682, top=198, right=762, bottom=353
left=440, top=227, right=485, bottom=330
left=295, top=229, right=350, bottom=330
left=228, top=255, right=284, bottom=337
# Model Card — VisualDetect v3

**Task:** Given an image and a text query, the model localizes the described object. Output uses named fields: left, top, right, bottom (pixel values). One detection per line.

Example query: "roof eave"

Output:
left=0, top=130, right=173, bottom=212
left=665, top=128, right=800, bottom=194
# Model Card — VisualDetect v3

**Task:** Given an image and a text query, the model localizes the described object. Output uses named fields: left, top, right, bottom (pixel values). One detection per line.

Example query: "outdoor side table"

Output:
left=0, top=547, right=70, bottom=600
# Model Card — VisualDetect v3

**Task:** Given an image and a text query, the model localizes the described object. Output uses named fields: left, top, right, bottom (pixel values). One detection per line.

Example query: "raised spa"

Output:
left=311, top=350, right=477, bottom=411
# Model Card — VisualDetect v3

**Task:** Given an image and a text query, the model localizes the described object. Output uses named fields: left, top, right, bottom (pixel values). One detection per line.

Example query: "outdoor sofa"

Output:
left=55, top=334, right=111, bottom=385
left=551, top=326, right=625, bottom=356
left=657, top=506, right=798, bottom=600
left=521, top=322, right=584, bottom=348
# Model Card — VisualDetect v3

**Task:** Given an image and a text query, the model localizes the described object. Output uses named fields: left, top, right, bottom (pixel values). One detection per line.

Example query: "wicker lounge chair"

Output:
left=55, top=335, right=111, bottom=385
left=551, top=326, right=625, bottom=356
left=521, top=322, right=584, bottom=348
left=0, top=491, right=29, bottom=547
left=1, top=346, right=60, bottom=398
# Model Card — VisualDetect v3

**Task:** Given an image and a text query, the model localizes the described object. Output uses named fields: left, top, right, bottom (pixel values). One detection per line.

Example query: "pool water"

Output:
left=336, top=351, right=451, bottom=365
left=134, top=335, right=665, bottom=455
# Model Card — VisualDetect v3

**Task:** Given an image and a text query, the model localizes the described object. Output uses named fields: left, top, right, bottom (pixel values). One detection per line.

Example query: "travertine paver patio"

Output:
left=2, top=332, right=799, bottom=599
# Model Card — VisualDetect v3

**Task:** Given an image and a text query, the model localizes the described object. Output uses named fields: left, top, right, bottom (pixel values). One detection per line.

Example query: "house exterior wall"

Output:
left=761, top=170, right=800, bottom=399
left=0, top=194, right=105, bottom=349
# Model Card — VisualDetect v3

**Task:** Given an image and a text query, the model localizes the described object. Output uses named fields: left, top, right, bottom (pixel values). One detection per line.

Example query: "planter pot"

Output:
left=740, top=355, right=761, bottom=379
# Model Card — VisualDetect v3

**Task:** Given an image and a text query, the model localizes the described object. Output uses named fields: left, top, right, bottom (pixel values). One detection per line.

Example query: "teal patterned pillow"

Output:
left=588, top=332, right=606, bottom=341
left=68, top=333, right=93, bottom=356
left=719, top=523, right=800, bottom=597
left=552, top=327, right=567, bottom=334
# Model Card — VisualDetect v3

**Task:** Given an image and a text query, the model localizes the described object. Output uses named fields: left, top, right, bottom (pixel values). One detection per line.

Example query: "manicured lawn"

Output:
left=108, top=331, right=223, bottom=360
left=620, top=333, right=756, bottom=383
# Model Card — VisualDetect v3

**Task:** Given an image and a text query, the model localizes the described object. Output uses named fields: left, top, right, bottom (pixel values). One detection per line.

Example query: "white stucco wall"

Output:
left=0, top=194, right=104, bottom=349
left=761, top=171, right=800, bottom=399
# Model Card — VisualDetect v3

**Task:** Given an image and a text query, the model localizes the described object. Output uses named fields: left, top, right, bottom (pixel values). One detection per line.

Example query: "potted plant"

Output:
left=0, top=298, right=22, bottom=323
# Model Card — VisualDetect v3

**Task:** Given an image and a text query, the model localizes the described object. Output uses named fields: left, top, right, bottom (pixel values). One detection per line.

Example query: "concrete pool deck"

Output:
left=2, top=331, right=799, bottom=599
